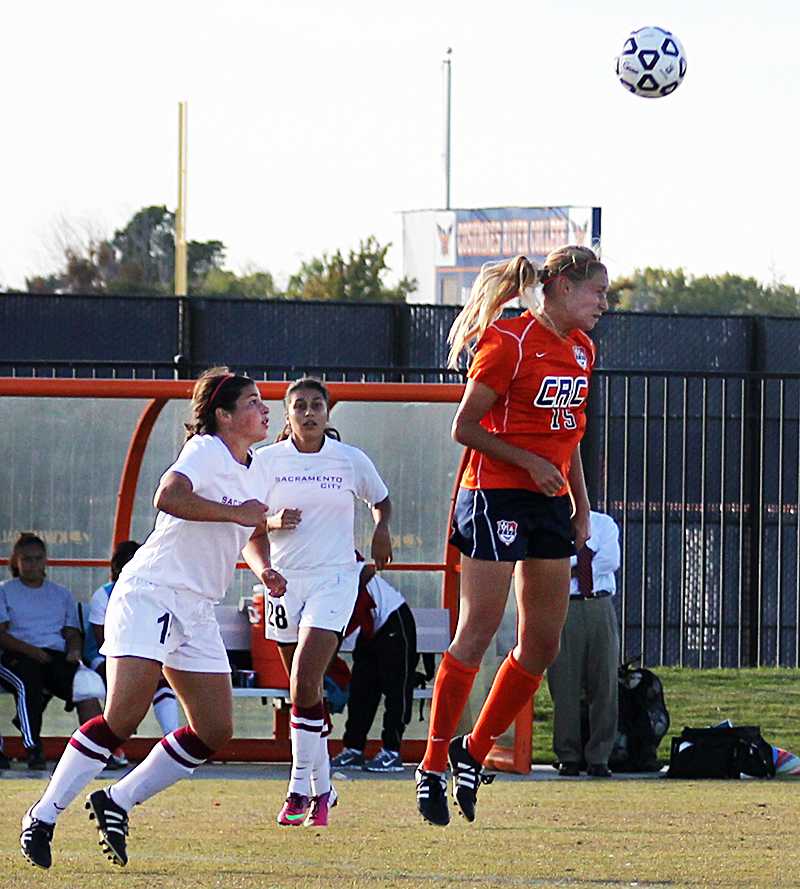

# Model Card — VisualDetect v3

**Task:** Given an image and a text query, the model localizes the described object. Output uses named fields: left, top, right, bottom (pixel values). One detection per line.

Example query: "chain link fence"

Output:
left=3, top=294, right=800, bottom=665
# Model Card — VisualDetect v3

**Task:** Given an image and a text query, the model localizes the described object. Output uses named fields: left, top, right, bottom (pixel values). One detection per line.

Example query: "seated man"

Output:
left=0, top=533, right=101, bottom=769
left=331, top=561, right=418, bottom=772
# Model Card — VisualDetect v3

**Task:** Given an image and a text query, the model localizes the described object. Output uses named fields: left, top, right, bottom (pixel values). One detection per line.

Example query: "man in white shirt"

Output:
left=546, top=510, right=621, bottom=777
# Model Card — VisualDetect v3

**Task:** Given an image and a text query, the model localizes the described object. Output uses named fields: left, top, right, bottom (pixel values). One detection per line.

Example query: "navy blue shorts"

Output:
left=449, top=488, right=575, bottom=562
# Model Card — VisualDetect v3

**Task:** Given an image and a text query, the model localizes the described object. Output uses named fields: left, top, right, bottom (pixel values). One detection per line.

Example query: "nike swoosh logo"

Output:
left=535, top=352, right=547, bottom=358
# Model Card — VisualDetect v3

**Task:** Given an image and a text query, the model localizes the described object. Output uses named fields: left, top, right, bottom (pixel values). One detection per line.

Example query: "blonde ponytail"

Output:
left=446, top=245, right=606, bottom=367
left=447, top=255, right=538, bottom=368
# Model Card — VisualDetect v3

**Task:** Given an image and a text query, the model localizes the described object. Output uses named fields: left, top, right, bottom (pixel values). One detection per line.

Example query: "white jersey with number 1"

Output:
left=119, top=434, right=271, bottom=602
left=255, top=436, right=389, bottom=573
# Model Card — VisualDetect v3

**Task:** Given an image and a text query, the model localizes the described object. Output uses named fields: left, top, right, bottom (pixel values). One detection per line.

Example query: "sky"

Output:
left=3, top=0, right=800, bottom=292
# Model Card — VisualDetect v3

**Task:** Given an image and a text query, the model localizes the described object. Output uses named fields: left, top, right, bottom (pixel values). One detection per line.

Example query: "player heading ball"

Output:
left=416, top=246, right=608, bottom=826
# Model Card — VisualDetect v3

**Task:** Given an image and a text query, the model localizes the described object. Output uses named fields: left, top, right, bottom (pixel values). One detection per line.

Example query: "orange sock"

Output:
left=466, top=653, right=542, bottom=765
left=421, top=650, right=479, bottom=773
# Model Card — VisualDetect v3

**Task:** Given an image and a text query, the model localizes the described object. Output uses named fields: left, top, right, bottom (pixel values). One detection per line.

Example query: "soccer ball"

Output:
left=616, top=26, right=687, bottom=98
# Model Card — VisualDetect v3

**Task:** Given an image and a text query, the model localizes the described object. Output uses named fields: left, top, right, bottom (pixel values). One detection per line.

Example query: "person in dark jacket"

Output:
left=331, top=560, right=417, bottom=772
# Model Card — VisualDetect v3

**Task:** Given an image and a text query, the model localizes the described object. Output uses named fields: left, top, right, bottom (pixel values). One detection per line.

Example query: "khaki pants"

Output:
left=546, top=596, right=619, bottom=767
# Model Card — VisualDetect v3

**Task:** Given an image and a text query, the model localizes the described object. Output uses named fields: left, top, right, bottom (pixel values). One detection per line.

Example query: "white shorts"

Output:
left=266, top=565, right=360, bottom=644
left=101, top=575, right=231, bottom=674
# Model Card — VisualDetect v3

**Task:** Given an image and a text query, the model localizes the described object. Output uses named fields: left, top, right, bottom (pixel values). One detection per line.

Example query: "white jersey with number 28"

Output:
left=256, top=436, right=388, bottom=573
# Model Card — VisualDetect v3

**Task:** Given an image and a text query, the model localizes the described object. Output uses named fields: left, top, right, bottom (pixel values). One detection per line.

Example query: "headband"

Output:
left=208, top=373, right=234, bottom=409
left=539, top=274, right=564, bottom=288
left=540, top=257, right=601, bottom=288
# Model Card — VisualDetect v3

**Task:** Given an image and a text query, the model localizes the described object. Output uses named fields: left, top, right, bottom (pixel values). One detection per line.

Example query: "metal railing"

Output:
left=3, top=365, right=798, bottom=668
left=589, top=370, right=800, bottom=668
left=0, top=360, right=464, bottom=384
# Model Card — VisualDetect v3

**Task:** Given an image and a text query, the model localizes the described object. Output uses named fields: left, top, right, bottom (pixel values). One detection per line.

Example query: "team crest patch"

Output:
left=573, top=346, right=589, bottom=370
left=497, top=519, right=518, bottom=546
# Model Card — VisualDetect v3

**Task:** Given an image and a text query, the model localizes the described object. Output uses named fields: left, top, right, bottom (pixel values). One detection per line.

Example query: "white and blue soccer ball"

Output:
left=616, top=26, right=687, bottom=98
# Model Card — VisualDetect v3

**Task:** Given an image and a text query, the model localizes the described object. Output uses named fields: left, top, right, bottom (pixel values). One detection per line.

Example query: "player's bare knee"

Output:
left=546, top=637, right=562, bottom=665
left=540, top=642, right=561, bottom=669
left=291, top=679, right=322, bottom=709
left=104, top=711, right=145, bottom=741
left=515, top=635, right=560, bottom=673
left=196, top=720, right=234, bottom=750
left=450, top=629, right=493, bottom=666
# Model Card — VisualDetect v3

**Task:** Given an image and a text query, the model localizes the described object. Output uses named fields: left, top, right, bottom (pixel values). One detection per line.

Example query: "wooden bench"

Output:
left=215, top=603, right=452, bottom=703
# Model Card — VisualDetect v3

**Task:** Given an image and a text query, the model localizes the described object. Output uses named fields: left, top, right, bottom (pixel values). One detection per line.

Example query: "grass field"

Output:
left=1, top=669, right=798, bottom=887
left=1, top=775, right=799, bottom=888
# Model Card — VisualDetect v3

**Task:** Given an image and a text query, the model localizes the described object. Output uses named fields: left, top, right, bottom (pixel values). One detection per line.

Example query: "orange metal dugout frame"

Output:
left=0, top=377, right=532, bottom=772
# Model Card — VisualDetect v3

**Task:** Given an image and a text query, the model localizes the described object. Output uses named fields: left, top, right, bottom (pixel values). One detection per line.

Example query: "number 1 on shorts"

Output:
left=157, top=611, right=170, bottom=644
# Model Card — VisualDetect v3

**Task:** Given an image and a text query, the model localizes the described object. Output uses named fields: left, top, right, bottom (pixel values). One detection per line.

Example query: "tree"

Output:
left=107, top=205, right=175, bottom=293
left=25, top=212, right=418, bottom=304
left=25, top=205, right=226, bottom=296
left=195, top=268, right=281, bottom=299
left=285, top=236, right=416, bottom=302
left=611, top=268, right=800, bottom=316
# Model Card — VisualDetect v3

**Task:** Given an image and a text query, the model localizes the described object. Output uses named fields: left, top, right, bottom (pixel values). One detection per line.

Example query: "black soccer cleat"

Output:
left=20, top=806, right=55, bottom=869
left=86, top=788, right=129, bottom=866
left=415, top=767, right=450, bottom=826
left=448, top=735, right=495, bottom=823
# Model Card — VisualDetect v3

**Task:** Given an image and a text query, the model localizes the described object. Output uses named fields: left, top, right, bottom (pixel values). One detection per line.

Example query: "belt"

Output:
left=570, top=590, right=613, bottom=600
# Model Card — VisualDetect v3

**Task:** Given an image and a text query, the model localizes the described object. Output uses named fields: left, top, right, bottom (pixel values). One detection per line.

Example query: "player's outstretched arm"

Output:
left=154, top=471, right=268, bottom=527
left=453, top=379, right=564, bottom=495
left=242, top=529, right=287, bottom=597
left=370, top=496, right=393, bottom=569
left=266, top=508, right=302, bottom=531
left=567, top=446, right=591, bottom=551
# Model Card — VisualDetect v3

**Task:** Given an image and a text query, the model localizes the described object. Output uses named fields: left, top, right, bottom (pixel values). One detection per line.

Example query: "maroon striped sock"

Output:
left=162, top=726, right=214, bottom=765
left=321, top=700, right=333, bottom=738
left=291, top=702, right=325, bottom=721
left=70, top=715, right=124, bottom=758
left=110, top=727, right=216, bottom=811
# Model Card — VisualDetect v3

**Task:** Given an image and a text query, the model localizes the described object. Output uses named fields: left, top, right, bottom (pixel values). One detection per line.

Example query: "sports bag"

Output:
left=608, top=660, right=670, bottom=772
left=666, top=723, right=775, bottom=779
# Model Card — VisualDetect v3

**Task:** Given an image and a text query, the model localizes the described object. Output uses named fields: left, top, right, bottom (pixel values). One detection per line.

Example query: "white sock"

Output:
left=310, top=736, right=331, bottom=798
left=32, top=717, right=120, bottom=823
left=288, top=703, right=324, bottom=797
left=310, top=704, right=332, bottom=797
left=152, top=690, right=180, bottom=736
left=109, top=728, right=211, bottom=812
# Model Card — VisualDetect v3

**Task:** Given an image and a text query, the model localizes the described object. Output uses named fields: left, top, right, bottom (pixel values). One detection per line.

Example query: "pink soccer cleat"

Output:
left=277, top=793, right=309, bottom=827
left=304, top=785, right=338, bottom=828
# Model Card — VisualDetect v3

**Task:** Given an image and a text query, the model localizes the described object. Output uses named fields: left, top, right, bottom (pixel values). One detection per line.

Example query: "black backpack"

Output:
left=608, top=660, right=670, bottom=772
left=666, top=724, right=775, bottom=779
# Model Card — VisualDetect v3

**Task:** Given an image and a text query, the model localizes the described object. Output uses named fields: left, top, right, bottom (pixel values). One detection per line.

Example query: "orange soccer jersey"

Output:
left=460, top=311, right=595, bottom=495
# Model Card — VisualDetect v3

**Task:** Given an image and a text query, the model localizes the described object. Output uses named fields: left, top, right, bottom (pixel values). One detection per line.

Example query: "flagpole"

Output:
left=175, top=101, right=188, bottom=296
left=442, top=48, right=452, bottom=210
